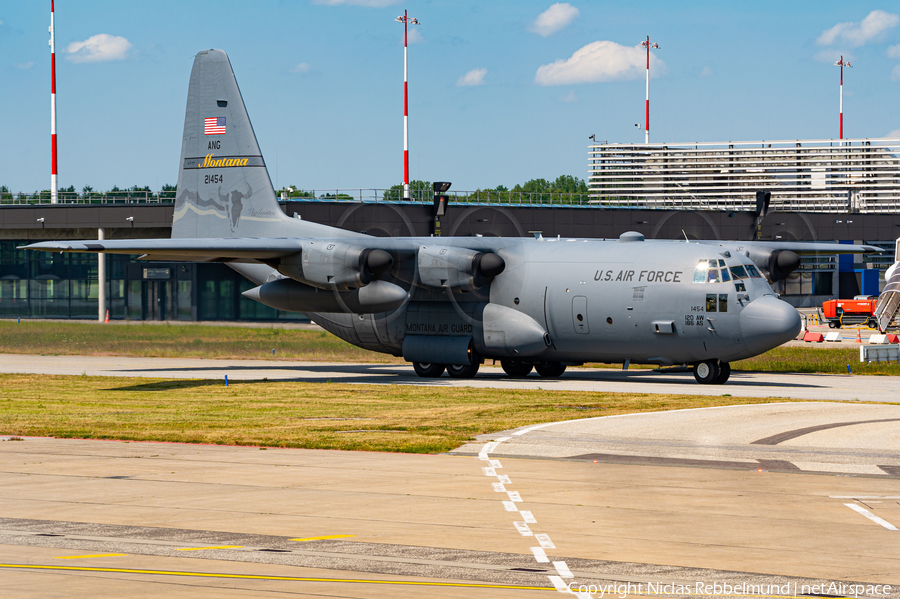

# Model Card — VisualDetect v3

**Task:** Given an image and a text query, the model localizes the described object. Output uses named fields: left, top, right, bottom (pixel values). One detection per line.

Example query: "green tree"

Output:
left=383, top=180, right=432, bottom=202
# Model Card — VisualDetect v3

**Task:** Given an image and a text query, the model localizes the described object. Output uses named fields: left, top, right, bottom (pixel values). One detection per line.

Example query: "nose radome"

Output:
left=740, top=295, right=802, bottom=356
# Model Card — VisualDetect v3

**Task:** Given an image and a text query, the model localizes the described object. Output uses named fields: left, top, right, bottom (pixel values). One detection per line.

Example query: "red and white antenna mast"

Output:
left=639, top=36, right=659, bottom=145
left=834, top=56, right=852, bottom=142
left=49, top=0, right=58, bottom=203
left=395, top=10, right=418, bottom=199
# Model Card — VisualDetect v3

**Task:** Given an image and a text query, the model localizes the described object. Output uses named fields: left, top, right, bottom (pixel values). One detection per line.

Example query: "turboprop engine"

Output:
left=417, top=245, right=505, bottom=291
left=276, top=241, right=394, bottom=291
left=742, top=247, right=801, bottom=282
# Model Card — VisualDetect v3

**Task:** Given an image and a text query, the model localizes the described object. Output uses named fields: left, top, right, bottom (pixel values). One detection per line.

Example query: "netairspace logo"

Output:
left=567, top=580, right=894, bottom=598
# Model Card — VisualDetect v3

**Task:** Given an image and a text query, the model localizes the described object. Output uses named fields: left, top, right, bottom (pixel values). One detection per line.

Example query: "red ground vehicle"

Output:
left=822, top=297, right=878, bottom=328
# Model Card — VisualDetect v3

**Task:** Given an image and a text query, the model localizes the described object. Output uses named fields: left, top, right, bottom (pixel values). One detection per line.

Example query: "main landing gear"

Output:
left=412, top=361, right=481, bottom=379
left=692, top=359, right=730, bottom=385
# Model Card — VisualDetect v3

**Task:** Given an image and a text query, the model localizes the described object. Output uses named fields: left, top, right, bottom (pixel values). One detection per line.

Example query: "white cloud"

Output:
left=700, top=66, right=712, bottom=77
left=456, top=68, right=487, bottom=87
left=892, top=65, right=900, bottom=82
left=535, top=40, right=665, bottom=86
left=312, top=0, right=399, bottom=6
left=65, top=34, right=132, bottom=63
left=886, top=128, right=900, bottom=138
left=407, top=29, right=424, bottom=44
left=289, top=62, right=312, bottom=74
left=888, top=44, right=900, bottom=59
left=817, top=10, right=899, bottom=47
left=531, top=3, right=579, bottom=37
left=14, top=62, right=34, bottom=70
left=558, top=90, right=578, bottom=103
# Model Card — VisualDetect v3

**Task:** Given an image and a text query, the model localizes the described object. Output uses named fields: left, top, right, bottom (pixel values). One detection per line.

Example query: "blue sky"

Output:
left=1, top=1, right=899, bottom=193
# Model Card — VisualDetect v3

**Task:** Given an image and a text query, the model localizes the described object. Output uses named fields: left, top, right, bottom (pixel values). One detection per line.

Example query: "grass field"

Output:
left=1, top=320, right=899, bottom=375
left=0, top=373, right=799, bottom=453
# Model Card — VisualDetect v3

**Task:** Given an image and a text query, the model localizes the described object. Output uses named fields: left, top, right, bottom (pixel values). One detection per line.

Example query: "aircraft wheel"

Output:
left=447, top=362, right=480, bottom=379
left=693, top=360, right=720, bottom=384
left=501, top=360, right=533, bottom=378
left=866, top=318, right=877, bottom=329
left=413, top=362, right=445, bottom=378
left=535, top=362, right=567, bottom=378
left=714, top=361, right=731, bottom=384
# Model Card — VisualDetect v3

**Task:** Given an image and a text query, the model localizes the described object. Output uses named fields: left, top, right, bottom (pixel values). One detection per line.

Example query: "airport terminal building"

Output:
left=1, top=136, right=898, bottom=321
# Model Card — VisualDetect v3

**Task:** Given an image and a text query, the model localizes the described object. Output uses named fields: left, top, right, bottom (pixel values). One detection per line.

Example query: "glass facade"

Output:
left=0, top=240, right=307, bottom=322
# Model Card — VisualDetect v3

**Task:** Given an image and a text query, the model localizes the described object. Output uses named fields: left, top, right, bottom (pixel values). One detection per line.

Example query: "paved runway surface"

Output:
left=2, top=402, right=900, bottom=598
left=2, top=353, right=899, bottom=402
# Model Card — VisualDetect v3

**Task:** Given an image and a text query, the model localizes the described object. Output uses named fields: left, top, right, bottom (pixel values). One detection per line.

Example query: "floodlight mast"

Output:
left=49, top=0, right=58, bottom=204
left=640, top=36, right=659, bottom=145
left=834, top=56, right=852, bottom=141
left=395, top=10, right=419, bottom=200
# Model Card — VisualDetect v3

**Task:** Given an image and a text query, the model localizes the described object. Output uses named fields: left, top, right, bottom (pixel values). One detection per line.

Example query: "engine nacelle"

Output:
left=277, top=241, right=393, bottom=290
left=243, top=278, right=408, bottom=314
left=743, top=247, right=801, bottom=282
left=417, top=245, right=505, bottom=291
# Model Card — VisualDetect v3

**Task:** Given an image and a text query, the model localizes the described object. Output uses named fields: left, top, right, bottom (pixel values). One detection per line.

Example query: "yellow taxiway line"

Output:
left=0, top=563, right=551, bottom=591
left=290, top=535, right=355, bottom=542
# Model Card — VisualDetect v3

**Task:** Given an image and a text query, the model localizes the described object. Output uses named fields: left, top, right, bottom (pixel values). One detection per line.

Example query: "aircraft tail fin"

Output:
left=171, top=49, right=288, bottom=239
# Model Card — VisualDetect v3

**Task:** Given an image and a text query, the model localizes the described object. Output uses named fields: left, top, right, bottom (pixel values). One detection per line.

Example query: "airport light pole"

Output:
left=395, top=10, right=418, bottom=200
left=640, top=36, right=659, bottom=145
left=49, top=0, right=58, bottom=204
left=834, top=56, right=852, bottom=141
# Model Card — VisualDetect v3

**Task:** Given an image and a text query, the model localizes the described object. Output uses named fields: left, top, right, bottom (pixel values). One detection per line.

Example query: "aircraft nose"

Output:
left=740, top=295, right=802, bottom=356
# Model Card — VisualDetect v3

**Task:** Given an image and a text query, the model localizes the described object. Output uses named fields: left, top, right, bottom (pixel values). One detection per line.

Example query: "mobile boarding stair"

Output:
left=874, top=237, right=900, bottom=333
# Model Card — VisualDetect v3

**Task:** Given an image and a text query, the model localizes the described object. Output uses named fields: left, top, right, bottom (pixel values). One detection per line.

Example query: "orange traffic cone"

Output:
left=856, top=329, right=861, bottom=343
left=104, top=310, right=110, bottom=324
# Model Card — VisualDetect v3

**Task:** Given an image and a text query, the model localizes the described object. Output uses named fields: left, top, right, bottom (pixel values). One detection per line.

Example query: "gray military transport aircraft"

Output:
left=25, top=49, right=880, bottom=384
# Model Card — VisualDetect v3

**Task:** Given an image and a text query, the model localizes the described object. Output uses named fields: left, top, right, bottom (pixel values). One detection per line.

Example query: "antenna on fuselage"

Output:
left=682, top=229, right=689, bottom=243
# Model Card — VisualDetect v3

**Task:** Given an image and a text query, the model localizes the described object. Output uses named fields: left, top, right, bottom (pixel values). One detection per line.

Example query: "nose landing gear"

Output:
left=693, top=360, right=730, bottom=384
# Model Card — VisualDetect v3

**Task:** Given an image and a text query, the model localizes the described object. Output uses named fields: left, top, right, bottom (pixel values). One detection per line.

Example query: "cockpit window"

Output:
left=695, top=260, right=761, bottom=283
left=729, top=265, right=748, bottom=280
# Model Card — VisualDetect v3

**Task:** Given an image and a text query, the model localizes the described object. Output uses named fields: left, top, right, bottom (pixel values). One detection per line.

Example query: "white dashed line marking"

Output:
left=845, top=503, right=899, bottom=530
left=553, top=561, right=574, bottom=578
left=531, top=547, right=550, bottom=563
left=548, top=575, right=570, bottom=591
left=489, top=459, right=502, bottom=468
left=497, top=475, right=511, bottom=484
left=514, top=521, right=533, bottom=536
left=535, top=534, right=555, bottom=549
left=520, top=510, right=537, bottom=524
left=506, top=491, right=522, bottom=502
left=483, top=467, right=496, bottom=476
left=492, top=483, right=506, bottom=492
left=502, top=501, right=517, bottom=512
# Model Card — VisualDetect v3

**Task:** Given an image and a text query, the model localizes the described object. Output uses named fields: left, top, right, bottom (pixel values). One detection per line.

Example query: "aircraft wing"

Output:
left=20, top=238, right=307, bottom=261
left=696, top=240, right=882, bottom=255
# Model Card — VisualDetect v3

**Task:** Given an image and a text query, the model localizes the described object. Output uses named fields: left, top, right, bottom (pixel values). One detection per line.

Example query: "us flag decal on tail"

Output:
left=204, top=117, right=226, bottom=135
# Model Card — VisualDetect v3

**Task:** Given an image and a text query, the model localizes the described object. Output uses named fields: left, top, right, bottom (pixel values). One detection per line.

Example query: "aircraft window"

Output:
left=693, top=260, right=710, bottom=283
left=707, top=269, right=721, bottom=283
left=719, top=293, right=728, bottom=312
left=745, top=264, right=762, bottom=278
left=729, top=265, right=748, bottom=280
left=735, top=281, right=746, bottom=292
left=717, top=259, right=727, bottom=268
left=720, top=268, right=732, bottom=282
left=706, top=294, right=717, bottom=312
